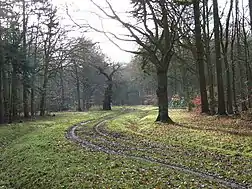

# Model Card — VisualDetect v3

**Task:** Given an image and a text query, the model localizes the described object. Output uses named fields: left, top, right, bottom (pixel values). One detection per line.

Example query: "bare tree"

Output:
left=213, top=0, right=226, bottom=115
left=89, top=0, right=185, bottom=123
left=220, top=0, right=234, bottom=114
left=193, top=0, right=209, bottom=114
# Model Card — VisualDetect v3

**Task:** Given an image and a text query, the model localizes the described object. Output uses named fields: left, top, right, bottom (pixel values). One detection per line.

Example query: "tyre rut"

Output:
left=66, top=113, right=249, bottom=189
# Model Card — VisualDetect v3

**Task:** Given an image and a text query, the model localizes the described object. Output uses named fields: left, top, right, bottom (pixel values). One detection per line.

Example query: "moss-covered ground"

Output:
left=0, top=107, right=251, bottom=188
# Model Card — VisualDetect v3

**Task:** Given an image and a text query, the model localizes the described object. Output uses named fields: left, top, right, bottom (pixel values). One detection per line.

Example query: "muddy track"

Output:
left=66, top=114, right=249, bottom=189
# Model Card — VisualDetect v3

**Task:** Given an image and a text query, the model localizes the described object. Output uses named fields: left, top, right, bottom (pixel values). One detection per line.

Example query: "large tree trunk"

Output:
left=213, top=0, right=226, bottom=115
left=156, top=70, right=174, bottom=124
left=103, top=80, right=112, bottom=111
left=193, top=1, right=209, bottom=114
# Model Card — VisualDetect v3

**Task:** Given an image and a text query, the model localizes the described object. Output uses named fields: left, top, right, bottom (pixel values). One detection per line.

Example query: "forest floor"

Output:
left=0, top=106, right=251, bottom=189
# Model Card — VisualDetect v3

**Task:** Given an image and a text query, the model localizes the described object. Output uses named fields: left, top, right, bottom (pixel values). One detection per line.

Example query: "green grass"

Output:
left=0, top=107, right=251, bottom=188
left=107, top=109, right=252, bottom=186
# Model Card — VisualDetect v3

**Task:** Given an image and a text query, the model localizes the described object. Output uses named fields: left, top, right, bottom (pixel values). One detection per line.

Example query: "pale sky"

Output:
left=52, top=0, right=249, bottom=63
left=52, top=0, right=135, bottom=63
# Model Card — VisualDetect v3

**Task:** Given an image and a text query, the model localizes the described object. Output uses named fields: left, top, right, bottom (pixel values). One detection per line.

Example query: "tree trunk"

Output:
left=103, top=80, right=112, bottom=110
left=249, top=0, right=252, bottom=31
left=193, top=1, right=209, bottom=114
left=0, top=67, right=4, bottom=124
left=39, top=85, right=47, bottom=116
left=236, top=0, right=247, bottom=111
left=219, top=0, right=234, bottom=114
left=156, top=70, right=174, bottom=124
left=74, top=63, right=81, bottom=112
left=224, top=56, right=234, bottom=114
left=213, top=0, right=226, bottom=115
left=22, top=0, right=29, bottom=118
left=3, top=71, right=11, bottom=123
left=203, top=0, right=215, bottom=115
left=30, top=82, right=35, bottom=116
left=60, top=64, right=65, bottom=111
left=242, top=9, right=252, bottom=108
left=0, top=26, right=5, bottom=124
left=40, top=71, right=48, bottom=116
left=231, top=35, right=238, bottom=113
left=12, top=64, right=18, bottom=119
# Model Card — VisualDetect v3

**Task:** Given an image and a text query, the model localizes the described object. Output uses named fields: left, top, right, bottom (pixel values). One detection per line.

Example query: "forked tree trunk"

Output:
left=213, top=0, right=226, bottom=115
left=203, top=0, right=215, bottom=115
left=156, top=70, right=174, bottom=124
left=193, top=0, right=209, bottom=114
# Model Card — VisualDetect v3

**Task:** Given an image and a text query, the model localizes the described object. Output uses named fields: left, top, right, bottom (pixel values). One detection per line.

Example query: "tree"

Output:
left=213, top=0, right=226, bottom=115
left=202, top=0, right=216, bottom=114
left=90, top=0, right=185, bottom=123
left=0, top=21, right=4, bottom=124
left=95, top=63, right=121, bottom=110
left=193, top=0, right=209, bottom=114
left=39, top=6, right=64, bottom=116
left=219, top=0, right=234, bottom=114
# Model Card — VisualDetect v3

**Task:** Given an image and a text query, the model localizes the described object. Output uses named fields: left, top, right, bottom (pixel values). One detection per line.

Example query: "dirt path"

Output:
left=66, top=114, right=249, bottom=189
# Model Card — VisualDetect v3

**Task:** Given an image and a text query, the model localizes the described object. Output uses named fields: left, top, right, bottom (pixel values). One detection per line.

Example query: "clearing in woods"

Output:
left=0, top=106, right=251, bottom=188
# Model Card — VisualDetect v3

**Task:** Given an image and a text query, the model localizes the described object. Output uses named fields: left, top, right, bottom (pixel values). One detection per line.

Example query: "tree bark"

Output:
left=30, top=83, right=35, bottom=116
left=249, top=0, right=252, bottom=31
left=231, top=30, right=238, bottom=113
left=22, top=0, right=29, bottom=118
left=203, top=0, right=215, bottom=115
left=219, top=0, right=234, bottom=114
left=223, top=56, right=233, bottom=114
left=0, top=25, right=5, bottom=124
left=12, top=63, right=18, bottom=118
left=236, top=0, right=247, bottom=111
left=3, top=70, right=11, bottom=123
left=0, top=66, right=4, bottom=124
left=74, top=63, right=81, bottom=112
left=193, top=0, right=209, bottom=114
left=213, top=0, right=226, bottom=115
left=60, top=63, right=65, bottom=111
left=103, top=79, right=112, bottom=110
left=40, top=70, right=48, bottom=116
left=156, top=70, right=174, bottom=124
